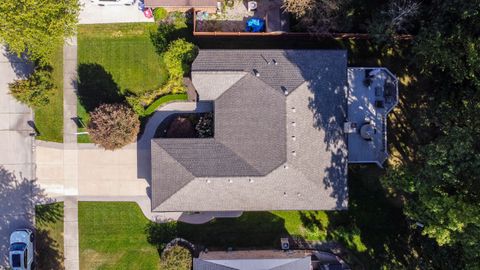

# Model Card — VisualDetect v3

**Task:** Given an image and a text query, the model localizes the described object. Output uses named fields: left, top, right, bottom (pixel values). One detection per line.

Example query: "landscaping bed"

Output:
left=76, top=19, right=196, bottom=145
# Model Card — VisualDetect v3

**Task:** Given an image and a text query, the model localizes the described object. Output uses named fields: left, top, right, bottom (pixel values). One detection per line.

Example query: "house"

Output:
left=193, top=250, right=312, bottom=270
left=144, top=0, right=217, bottom=12
left=151, top=50, right=398, bottom=212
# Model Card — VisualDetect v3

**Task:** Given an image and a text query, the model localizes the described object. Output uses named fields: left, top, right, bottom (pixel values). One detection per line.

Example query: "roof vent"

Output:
left=272, top=59, right=278, bottom=65
left=206, top=179, right=211, bottom=184
left=228, top=179, right=233, bottom=183
left=292, top=151, right=297, bottom=156
left=253, top=69, right=260, bottom=77
left=291, top=122, right=296, bottom=127
left=291, top=107, right=296, bottom=112
left=292, top=136, right=296, bottom=141
left=283, top=192, right=287, bottom=196
left=249, top=178, right=254, bottom=183
left=297, top=192, right=302, bottom=197
left=284, top=164, right=288, bottom=169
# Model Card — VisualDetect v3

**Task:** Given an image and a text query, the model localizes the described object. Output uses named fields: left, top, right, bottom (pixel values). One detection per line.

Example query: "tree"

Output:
left=0, top=0, right=80, bottom=65
left=381, top=100, right=480, bottom=269
left=413, top=0, right=480, bottom=88
left=163, top=39, right=198, bottom=78
left=9, top=68, right=55, bottom=108
left=87, top=104, right=140, bottom=150
left=282, top=0, right=346, bottom=33
left=368, top=0, right=420, bottom=44
left=160, top=246, right=192, bottom=270
left=150, top=23, right=175, bottom=55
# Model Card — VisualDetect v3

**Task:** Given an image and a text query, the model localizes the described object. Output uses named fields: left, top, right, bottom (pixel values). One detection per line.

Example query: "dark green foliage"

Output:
left=9, top=68, right=55, bottom=108
left=150, top=23, right=175, bottom=54
left=146, top=222, right=177, bottom=250
left=382, top=99, right=480, bottom=269
left=413, top=0, right=480, bottom=88
left=153, top=7, right=168, bottom=21
left=367, top=0, right=420, bottom=45
left=195, top=112, right=214, bottom=138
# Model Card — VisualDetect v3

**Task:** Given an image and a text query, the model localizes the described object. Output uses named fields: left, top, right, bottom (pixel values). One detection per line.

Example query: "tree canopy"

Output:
left=0, top=0, right=80, bottom=64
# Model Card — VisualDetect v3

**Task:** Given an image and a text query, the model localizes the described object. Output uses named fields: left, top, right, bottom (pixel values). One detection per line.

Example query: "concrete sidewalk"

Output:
left=63, top=38, right=80, bottom=270
left=0, top=46, right=36, bottom=268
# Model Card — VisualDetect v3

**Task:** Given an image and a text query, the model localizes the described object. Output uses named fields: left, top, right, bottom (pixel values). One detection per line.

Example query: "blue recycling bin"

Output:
left=246, top=18, right=265, bottom=32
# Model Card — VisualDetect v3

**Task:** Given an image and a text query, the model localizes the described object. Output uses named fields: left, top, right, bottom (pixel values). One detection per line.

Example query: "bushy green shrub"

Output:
left=195, top=112, right=214, bottom=137
left=160, top=246, right=192, bottom=270
left=87, top=103, right=140, bottom=150
left=153, top=7, right=168, bottom=21
left=150, top=23, right=174, bottom=54
left=164, top=39, right=198, bottom=77
left=9, top=68, right=55, bottom=108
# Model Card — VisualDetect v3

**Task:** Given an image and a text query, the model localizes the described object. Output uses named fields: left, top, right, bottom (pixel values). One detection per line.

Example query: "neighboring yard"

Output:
left=77, top=23, right=168, bottom=96
left=79, top=202, right=160, bottom=270
left=34, top=45, right=63, bottom=142
left=35, top=202, right=64, bottom=270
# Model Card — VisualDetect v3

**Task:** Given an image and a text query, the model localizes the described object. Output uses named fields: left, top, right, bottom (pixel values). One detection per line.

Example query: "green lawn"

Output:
left=79, top=202, right=160, bottom=270
left=77, top=23, right=169, bottom=143
left=77, top=23, right=168, bottom=96
left=34, top=45, right=64, bottom=142
left=78, top=201, right=372, bottom=269
left=35, top=202, right=64, bottom=270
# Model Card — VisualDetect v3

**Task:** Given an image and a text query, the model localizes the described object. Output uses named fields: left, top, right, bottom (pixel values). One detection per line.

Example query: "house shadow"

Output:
left=0, top=166, right=59, bottom=268
left=77, top=63, right=124, bottom=113
left=145, top=212, right=291, bottom=254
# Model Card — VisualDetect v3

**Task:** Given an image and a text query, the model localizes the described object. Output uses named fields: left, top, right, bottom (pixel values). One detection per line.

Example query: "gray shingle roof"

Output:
left=192, top=257, right=311, bottom=270
left=215, top=75, right=286, bottom=175
left=152, top=49, right=348, bottom=212
left=192, top=50, right=326, bottom=94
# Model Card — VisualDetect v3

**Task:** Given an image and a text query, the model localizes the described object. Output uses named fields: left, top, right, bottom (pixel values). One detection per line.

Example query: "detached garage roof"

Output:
left=151, top=50, right=349, bottom=212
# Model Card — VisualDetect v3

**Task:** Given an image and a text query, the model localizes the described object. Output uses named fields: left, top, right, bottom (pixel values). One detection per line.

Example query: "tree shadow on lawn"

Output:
left=35, top=228, right=64, bottom=270
left=146, top=212, right=291, bottom=254
left=77, top=63, right=125, bottom=113
left=328, top=166, right=463, bottom=269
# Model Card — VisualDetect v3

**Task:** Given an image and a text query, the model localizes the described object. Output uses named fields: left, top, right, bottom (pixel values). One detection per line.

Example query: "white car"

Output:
left=91, top=0, right=135, bottom=6
left=9, top=229, right=34, bottom=270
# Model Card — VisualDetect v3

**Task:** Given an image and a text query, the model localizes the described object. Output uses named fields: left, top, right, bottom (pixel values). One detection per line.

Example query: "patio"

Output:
left=346, top=68, right=399, bottom=166
left=195, top=0, right=289, bottom=32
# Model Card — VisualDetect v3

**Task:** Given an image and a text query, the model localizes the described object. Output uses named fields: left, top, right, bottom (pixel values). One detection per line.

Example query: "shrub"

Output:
left=164, top=39, right=198, bottom=77
left=160, top=246, right=192, bottom=270
left=146, top=222, right=178, bottom=250
left=9, top=68, right=55, bottom=108
left=87, top=103, right=140, bottom=150
left=150, top=23, right=175, bottom=54
left=153, top=7, right=168, bottom=21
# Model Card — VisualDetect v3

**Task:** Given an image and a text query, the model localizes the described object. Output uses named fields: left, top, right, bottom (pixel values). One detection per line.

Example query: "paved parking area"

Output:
left=79, top=0, right=154, bottom=24
left=0, top=47, right=36, bottom=267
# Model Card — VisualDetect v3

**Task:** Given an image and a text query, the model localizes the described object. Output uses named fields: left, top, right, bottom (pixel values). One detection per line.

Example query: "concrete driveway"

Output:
left=79, top=0, right=154, bottom=24
left=0, top=46, right=38, bottom=267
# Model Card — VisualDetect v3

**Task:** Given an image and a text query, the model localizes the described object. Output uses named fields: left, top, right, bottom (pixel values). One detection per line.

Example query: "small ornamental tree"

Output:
left=87, top=103, right=140, bottom=150
left=9, top=68, right=55, bottom=108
